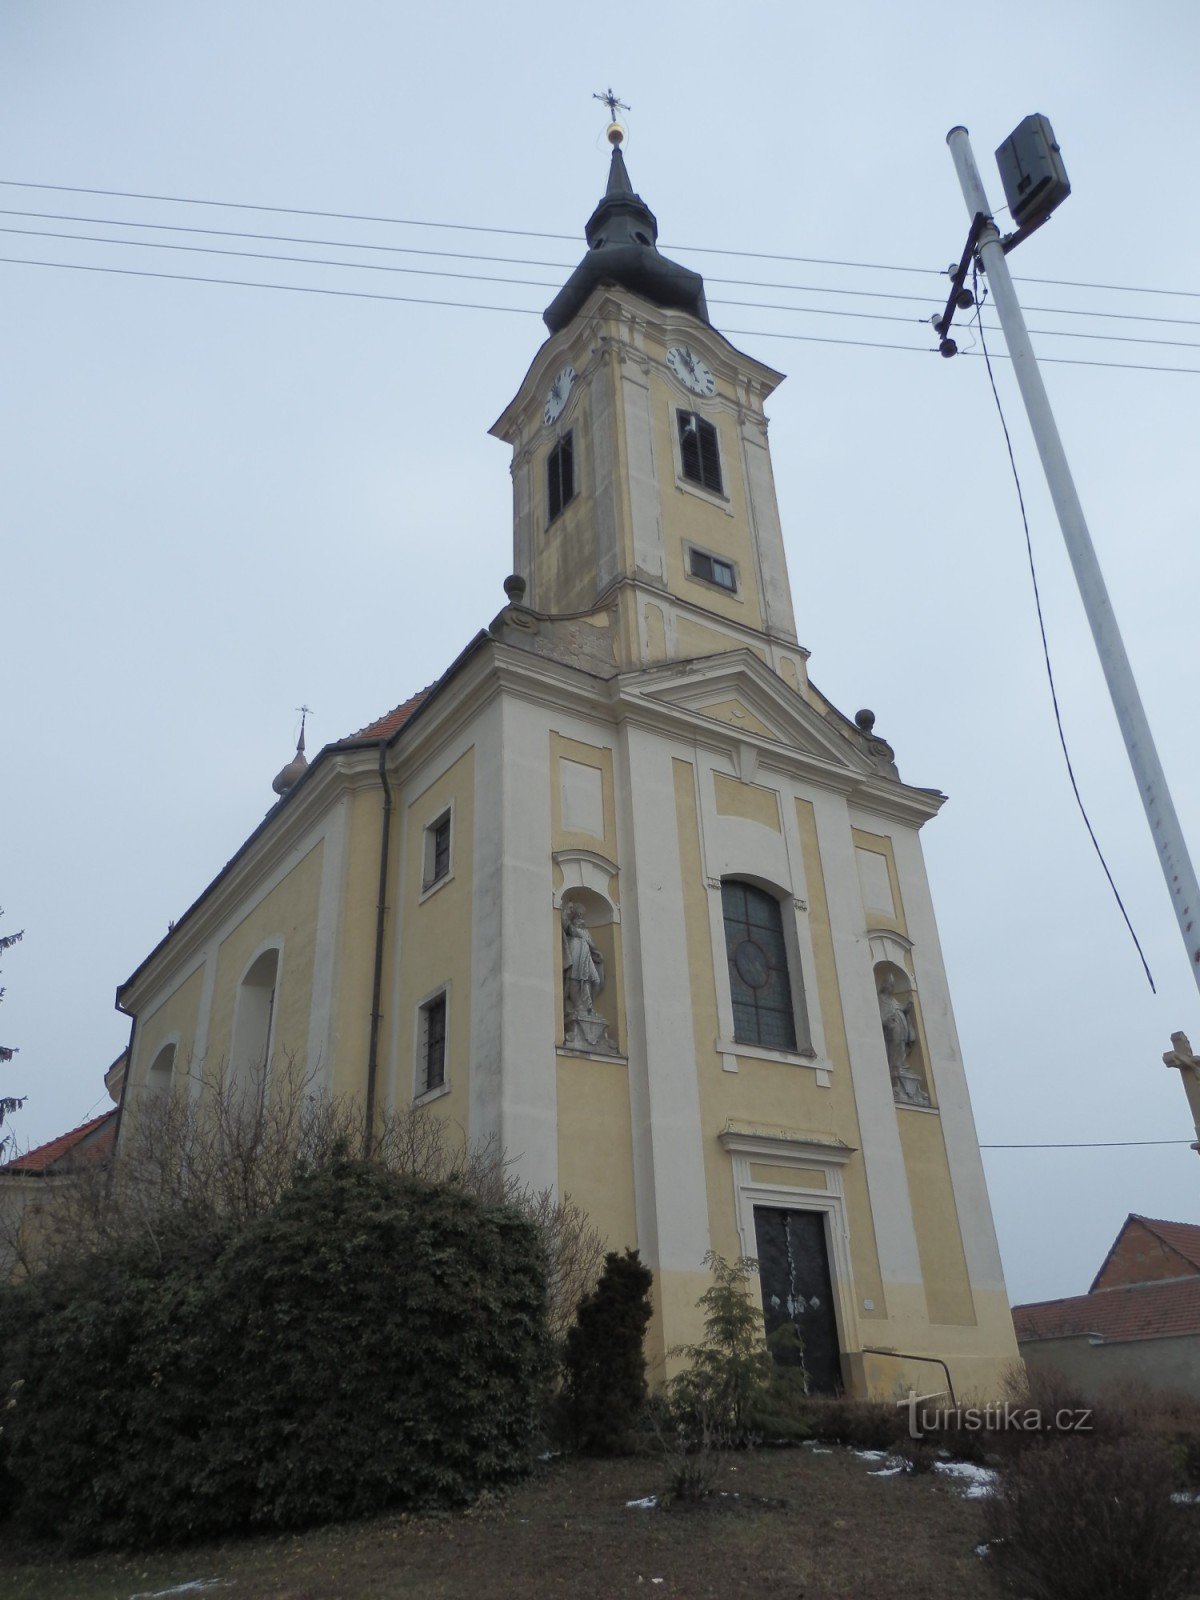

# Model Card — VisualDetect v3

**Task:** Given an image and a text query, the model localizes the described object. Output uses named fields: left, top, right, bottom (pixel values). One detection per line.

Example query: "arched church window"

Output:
left=721, top=881, right=797, bottom=1051
left=678, top=411, right=722, bottom=495
left=548, top=432, right=575, bottom=522
left=230, top=947, right=279, bottom=1100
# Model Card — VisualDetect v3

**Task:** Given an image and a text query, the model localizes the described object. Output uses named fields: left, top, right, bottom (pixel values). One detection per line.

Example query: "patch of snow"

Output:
left=852, top=1448, right=891, bottom=1461
left=1172, top=1491, right=1200, bottom=1505
left=975, top=1543, right=991, bottom=1558
left=626, top=1495, right=659, bottom=1510
left=868, top=1463, right=906, bottom=1477
left=934, top=1460, right=998, bottom=1499
left=537, top=1450, right=560, bottom=1461
left=129, top=1584, right=226, bottom=1600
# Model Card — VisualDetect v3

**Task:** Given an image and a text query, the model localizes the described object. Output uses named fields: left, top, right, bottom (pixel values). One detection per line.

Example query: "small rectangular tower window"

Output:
left=678, top=411, right=722, bottom=495
left=689, top=548, right=737, bottom=593
left=420, top=992, right=447, bottom=1094
left=547, top=432, right=575, bottom=522
left=423, top=810, right=452, bottom=891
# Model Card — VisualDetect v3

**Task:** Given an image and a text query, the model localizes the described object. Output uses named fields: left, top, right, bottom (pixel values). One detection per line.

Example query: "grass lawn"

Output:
left=0, top=1444, right=1001, bottom=1600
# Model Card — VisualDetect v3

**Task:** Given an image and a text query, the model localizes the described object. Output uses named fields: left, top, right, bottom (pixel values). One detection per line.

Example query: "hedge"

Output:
left=0, top=1160, right=548, bottom=1549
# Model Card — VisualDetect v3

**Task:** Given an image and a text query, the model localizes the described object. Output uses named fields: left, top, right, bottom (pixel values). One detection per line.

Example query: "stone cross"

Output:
left=1163, top=1031, right=1200, bottom=1153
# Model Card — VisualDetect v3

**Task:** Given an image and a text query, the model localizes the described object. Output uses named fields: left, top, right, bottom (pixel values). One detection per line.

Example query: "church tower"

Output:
left=490, top=138, right=805, bottom=690
left=114, top=131, right=1018, bottom=1399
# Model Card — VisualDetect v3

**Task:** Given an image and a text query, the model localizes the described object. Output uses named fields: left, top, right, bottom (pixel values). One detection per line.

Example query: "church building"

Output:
left=114, top=132, right=1018, bottom=1397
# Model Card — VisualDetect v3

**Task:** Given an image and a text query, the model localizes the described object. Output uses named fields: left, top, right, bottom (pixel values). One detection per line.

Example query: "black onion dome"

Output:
left=543, top=147, right=710, bottom=334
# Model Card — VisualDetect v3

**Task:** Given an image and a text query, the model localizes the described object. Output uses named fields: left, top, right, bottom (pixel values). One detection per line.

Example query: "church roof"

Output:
left=339, top=688, right=432, bottom=743
left=543, top=145, right=709, bottom=334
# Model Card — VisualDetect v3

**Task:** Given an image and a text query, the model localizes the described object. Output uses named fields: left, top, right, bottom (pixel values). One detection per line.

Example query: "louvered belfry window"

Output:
left=678, top=411, right=722, bottom=495
left=547, top=432, right=575, bottom=522
left=722, top=880, right=798, bottom=1051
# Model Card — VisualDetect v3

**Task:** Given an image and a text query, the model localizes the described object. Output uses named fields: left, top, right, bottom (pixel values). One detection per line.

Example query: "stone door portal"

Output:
left=753, top=1206, right=843, bottom=1395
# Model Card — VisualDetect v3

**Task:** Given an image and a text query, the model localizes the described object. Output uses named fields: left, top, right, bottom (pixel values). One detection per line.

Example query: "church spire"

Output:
left=543, top=131, right=710, bottom=334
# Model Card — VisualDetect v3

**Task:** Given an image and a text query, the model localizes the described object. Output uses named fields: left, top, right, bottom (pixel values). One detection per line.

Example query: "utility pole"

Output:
left=943, top=122, right=1200, bottom=1007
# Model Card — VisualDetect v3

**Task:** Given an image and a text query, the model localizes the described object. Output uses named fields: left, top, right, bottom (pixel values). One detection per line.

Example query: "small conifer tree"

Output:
left=563, top=1247, right=654, bottom=1453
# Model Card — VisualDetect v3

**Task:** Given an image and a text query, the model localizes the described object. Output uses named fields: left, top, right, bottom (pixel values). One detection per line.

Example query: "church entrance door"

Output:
left=752, top=1206, right=843, bottom=1394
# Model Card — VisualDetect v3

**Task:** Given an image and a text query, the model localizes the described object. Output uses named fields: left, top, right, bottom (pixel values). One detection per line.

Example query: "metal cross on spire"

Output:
left=592, top=87, right=630, bottom=121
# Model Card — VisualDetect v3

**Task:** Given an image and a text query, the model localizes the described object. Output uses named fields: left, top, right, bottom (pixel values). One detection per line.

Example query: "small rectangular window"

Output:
left=421, top=993, right=447, bottom=1094
left=678, top=411, right=722, bottom=495
left=689, top=548, right=737, bottom=593
left=548, top=432, right=575, bottom=522
left=423, top=810, right=452, bottom=890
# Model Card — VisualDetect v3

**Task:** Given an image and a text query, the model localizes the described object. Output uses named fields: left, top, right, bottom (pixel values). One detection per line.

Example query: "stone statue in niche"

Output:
left=562, top=899, right=619, bottom=1055
left=878, top=973, right=930, bottom=1107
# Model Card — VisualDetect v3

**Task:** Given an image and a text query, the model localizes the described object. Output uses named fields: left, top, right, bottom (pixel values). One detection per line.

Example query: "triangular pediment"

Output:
left=617, top=651, right=875, bottom=775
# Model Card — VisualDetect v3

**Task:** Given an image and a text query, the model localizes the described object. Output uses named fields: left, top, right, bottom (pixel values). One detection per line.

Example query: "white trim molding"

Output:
left=719, top=1123, right=861, bottom=1358
left=552, top=848, right=620, bottom=914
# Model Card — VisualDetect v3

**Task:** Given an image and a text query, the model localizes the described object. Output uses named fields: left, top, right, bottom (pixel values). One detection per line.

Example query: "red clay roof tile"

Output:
left=1, top=1110, right=116, bottom=1174
left=338, top=689, right=432, bottom=744
left=1131, top=1215, right=1200, bottom=1272
left=1013, top=1275, right=1200, bottom=1344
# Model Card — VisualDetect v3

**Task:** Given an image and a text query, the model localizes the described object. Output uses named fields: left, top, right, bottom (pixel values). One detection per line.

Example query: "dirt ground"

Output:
left=0, top=1445, right=1001, bottom=1600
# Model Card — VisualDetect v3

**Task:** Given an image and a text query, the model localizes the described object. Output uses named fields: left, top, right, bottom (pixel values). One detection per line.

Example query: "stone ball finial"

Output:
left=503, top=573, right=527, bottom=604
left=855, top=708, right=876, bottom=734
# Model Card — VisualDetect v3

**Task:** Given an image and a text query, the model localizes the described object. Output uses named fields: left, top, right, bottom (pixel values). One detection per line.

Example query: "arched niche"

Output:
left=229, top=945, right=281, bottom=1102
left=873, top=957, right=931, bottom=1108
left=147, top=1041, right=176, bottom=1095
left=557, top=884, right=622, bottom=1056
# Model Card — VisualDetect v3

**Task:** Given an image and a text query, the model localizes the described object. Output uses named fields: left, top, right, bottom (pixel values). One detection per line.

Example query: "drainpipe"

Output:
left=364, top=740, right=393, bottom=1156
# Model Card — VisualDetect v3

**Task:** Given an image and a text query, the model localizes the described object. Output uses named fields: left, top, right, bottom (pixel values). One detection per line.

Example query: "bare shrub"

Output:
left=984, top=1436, right=1200, bottom=1600
left=2, top=1053, right=604, bottom=1342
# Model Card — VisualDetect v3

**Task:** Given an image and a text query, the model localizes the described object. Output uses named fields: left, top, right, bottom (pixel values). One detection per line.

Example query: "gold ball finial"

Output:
left=606, top=120, right=625, bottom=147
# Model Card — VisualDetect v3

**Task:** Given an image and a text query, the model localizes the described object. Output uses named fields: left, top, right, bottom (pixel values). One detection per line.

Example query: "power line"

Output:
left=7, top=226, right=1200, bottom=356
left=6, top=206, right=1200, bottom=333
left=5, top=176, right=1200, bottom=302
left=6, top=252, right=1200, bottom=376
left=980, top=1138, right=1194, bottom=1149
left=971, top=266, right=1155, bottom=993
left=0, top=254, right=548, bottom=316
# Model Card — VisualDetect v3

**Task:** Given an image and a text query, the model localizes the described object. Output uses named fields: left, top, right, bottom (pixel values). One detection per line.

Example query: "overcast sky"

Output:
left=4, top=1, right=1199, bottom=1305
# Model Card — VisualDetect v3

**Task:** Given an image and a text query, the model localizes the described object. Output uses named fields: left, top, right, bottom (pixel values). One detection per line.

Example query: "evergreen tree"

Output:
left=563, top=1247, right=654, bottom=1453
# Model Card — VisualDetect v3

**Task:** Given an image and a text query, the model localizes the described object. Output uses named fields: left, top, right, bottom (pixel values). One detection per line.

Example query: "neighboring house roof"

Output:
left=1088, top=1212, right=1200, bottom=1292
left=1129, top=1216, right=1200, bottom=1272
left=0, top=1110, right=117, bottom=1175
left=1013, top=1276, right=1200, bottom=1345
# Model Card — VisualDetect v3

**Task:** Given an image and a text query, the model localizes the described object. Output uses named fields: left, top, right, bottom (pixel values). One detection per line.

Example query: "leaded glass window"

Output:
left=722, top=880, right=797, bottom=1051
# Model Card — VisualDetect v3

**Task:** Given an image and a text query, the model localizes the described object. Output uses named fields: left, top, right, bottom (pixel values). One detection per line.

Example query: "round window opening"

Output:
left=734, top=938, right=770, bottom=989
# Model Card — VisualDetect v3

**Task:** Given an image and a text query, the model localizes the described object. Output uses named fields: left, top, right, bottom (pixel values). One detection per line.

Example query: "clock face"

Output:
left=667, top=345, right=716, bottom=397
left=543, top=364, right=576, bottom=426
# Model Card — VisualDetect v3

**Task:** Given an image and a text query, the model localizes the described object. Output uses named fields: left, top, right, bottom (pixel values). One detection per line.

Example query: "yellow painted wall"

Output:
left=555, top=1052, right=638, bottom=1252
left=327, top=791, right=386, bottom=1101
left=549, top=733, right=618, bottom=862
left=677, top=616, right=767, bottom=663
left=533, top=401, right=600, bottom=615
left=130, top=963, right=205, bottom=1095
left=898, top=1110, right=977, bottom=1327
left=390, top=748, right=476, bottom=1131
left=851, top=827, right=908, bottom=940
left=204, top=839, right=325, bottom=1093
left=713, top=773, right=781, bottom=831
